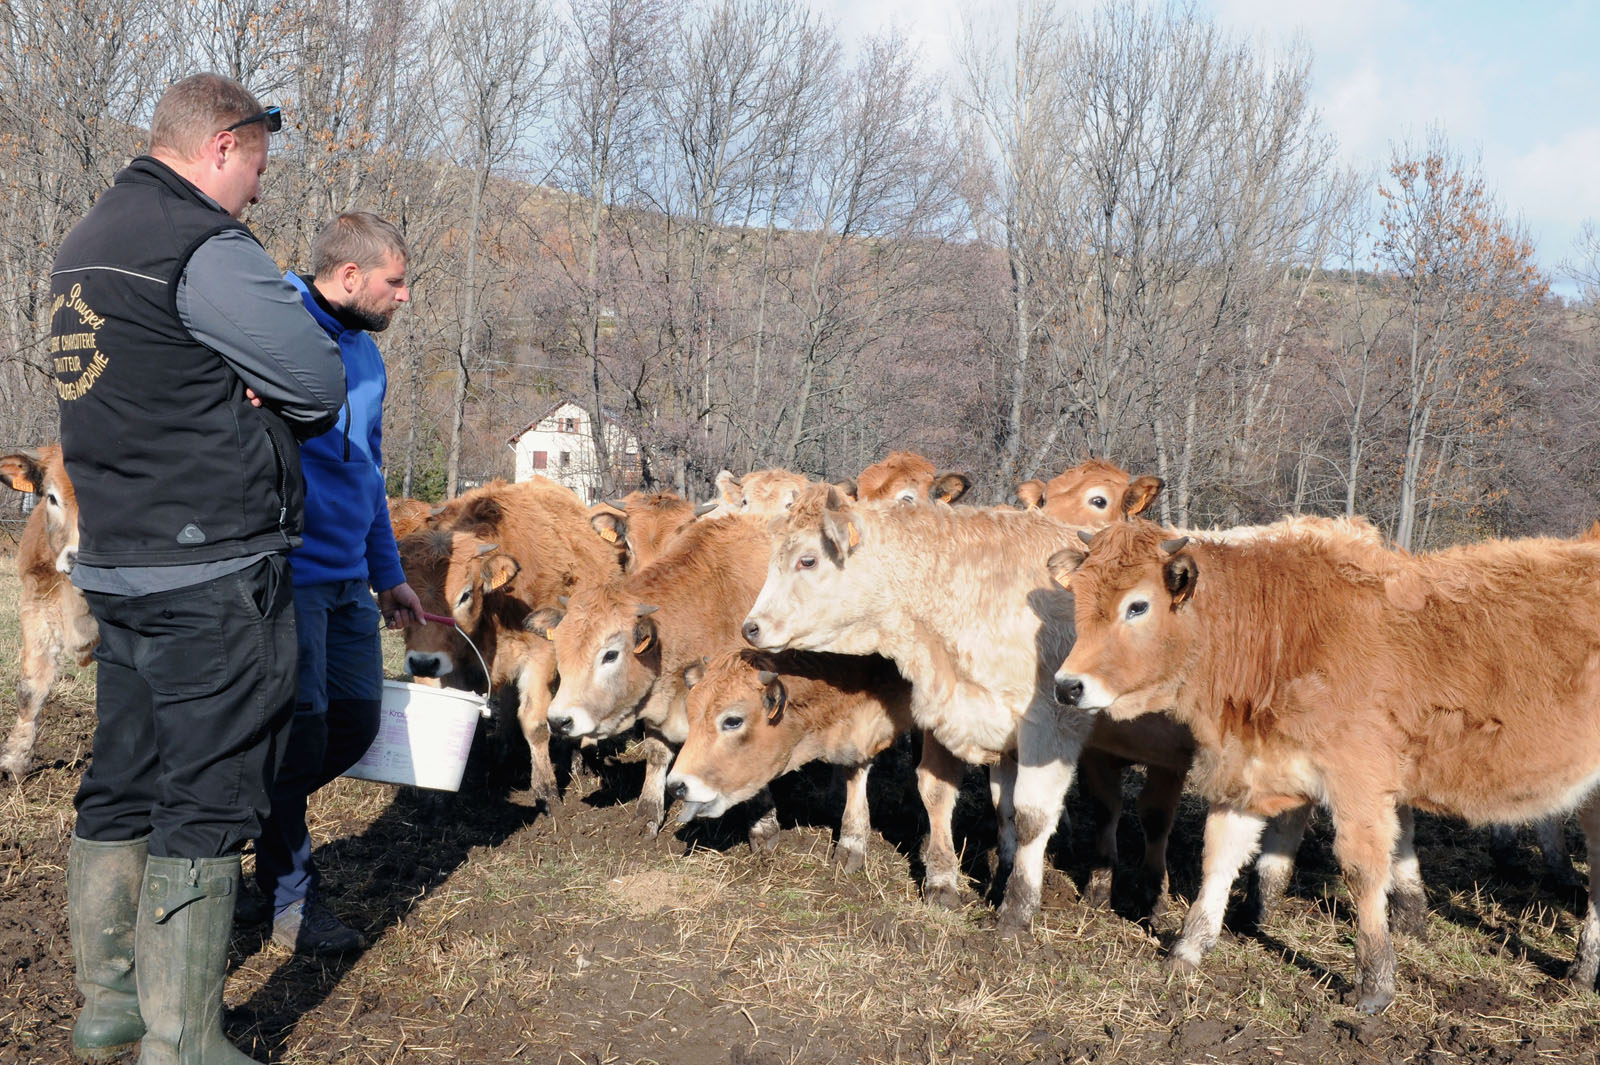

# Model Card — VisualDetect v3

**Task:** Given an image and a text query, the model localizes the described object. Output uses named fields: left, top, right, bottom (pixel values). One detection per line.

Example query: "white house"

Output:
left=507, top=399, right=641, bottom=502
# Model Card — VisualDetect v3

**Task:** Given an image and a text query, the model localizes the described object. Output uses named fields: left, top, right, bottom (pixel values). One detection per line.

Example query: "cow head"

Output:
left=3, top=445, right=80, bottom=573
left=1016, top=459, right=1161, bottom=528
left=1050, top=519, right=1197, bottom=719
left=855, top=450, right=972, bottom=506
left=537, top=581, right=662, bottom=739
left=707, top=467, right=811, bottom=518
left=589, top=491, right=697, bottom=573
left=741, top=485, right=877, bottom=655
left=667, top=649, right=798, bottom=819
left=397, top=529, right=485, bottom=690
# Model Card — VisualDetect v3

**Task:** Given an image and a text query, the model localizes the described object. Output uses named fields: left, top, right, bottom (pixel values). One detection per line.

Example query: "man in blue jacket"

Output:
left=254, top=211, right=425, bottom=955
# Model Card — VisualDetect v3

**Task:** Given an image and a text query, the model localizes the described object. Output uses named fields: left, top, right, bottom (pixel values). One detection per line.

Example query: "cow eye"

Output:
left=796, top=555, right=816, bottom=570
left=1090, top=495, right=1108, bottom=509
left=601, top=648, right=619, bottom=665
left=1126, top=600, right=1149, bottom=620
left=897, top=491, right=917, bottom=504
left=719, top=713, right=745, bottom=732
left=455, top=588, right=471, bottom=607
left=46, top=491, right=59, bottom=506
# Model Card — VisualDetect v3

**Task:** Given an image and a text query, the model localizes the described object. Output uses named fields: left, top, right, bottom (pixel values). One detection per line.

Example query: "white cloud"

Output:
left=1504, top=126, right=1600, bottom=257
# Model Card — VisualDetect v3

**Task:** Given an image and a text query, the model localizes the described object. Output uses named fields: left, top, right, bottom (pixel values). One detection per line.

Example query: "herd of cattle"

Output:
left=5, top=444, right=1600, bottom=1015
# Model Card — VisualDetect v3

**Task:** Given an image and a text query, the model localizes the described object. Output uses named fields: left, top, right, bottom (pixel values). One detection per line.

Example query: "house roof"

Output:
left=506, top=398, right=630, bottom=446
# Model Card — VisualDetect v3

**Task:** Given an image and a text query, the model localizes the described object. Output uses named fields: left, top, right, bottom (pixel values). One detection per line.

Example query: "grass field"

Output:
left=1, top=554, right=1597, bottom=1064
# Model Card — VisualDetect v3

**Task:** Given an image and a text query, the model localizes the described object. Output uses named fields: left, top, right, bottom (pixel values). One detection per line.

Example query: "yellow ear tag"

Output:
left=847, top=524, right=859, bottom=548
left=599, top=527, right=618, bottom=543
left=487, top=570, right=511, bottom=591
left=633, top=633, right=653, bottom=654
left=543, top=628, right=556, bottom=642
left=12, top=477, right=34, bottom=493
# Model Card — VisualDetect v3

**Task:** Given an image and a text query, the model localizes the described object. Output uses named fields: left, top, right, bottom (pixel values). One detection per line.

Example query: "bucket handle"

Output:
left=418, top=612, right=494, bottom=718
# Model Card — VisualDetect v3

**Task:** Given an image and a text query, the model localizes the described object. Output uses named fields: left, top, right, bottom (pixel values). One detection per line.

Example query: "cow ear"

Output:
left=0, top=451, right=45, bottom=495
left=715, top=469, right=741, bottom=504
left=1123, top=476, right=1163, bottom=518
left=590, top=509, right=628, bottom=547
left=758, top=671, right=787, bottom=723
left=632, top=613, right=657, bottom=655
left=524, top=607, right=564, bottom=640
left=1046, top=545, right=1089, bottom=589
left=480, top=552, right=520, bottom=592
left=458, top=495, right=503, bottom=533
left=1163, top=554, right=1198, bottom=607
left=1015, top=480, right=1045, bottom=509
left=682, top=657, right=706, bottom=689
left=821, top=509, right=861, bottom=562
left=832, top=478, right=858, bottom=502
left=931, top=472, right=971, bottom=504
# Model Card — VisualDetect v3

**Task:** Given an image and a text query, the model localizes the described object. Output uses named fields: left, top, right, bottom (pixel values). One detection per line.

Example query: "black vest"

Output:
left=52, top=157, right=305, bottom=566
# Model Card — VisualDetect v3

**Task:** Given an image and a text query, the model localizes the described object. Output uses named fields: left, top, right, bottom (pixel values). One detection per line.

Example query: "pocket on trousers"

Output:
left=132, top=593, right=229, bottom=698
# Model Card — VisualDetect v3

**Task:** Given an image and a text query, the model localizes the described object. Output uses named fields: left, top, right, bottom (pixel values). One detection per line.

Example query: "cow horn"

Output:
left=557, top=595, right=569, bottom=607
left=694, top=501, right=718, bottom=517
left=607, top=498, right=628, bottom=509
left=1077, top=529, right=1095, bottom=545
left=1161, top=536, right=1190, bottom=554
left=475, top=542, right=499, bottom=556
left=636, top=603, right=659, bottom=616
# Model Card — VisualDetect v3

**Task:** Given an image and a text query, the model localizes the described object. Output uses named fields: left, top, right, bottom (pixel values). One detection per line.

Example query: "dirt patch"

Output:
left=606, top=868, right=724, bottom=915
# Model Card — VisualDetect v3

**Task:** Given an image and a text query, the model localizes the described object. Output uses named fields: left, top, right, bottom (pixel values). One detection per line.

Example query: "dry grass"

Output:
left=2, top=554, right=1599, bottom=1064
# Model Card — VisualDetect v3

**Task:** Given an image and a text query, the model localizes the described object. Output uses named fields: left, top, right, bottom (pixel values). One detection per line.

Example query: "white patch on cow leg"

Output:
left=1254, top=804, right=1312, bottom=926
left=995, top=751, right=1077, bottom=938
left=1568, top=798, right=1600, bottom=991
left=639, top=736, right=674, bottom=838
left=1388, top=806, right=1428, bottom=938
left=916, top=735, right=963, bottom=908
left=747, top=788, right=781, bottom=854
left=834, top=765, right=871, bottom=875
left=1171, top=804, right=1266, bottom=972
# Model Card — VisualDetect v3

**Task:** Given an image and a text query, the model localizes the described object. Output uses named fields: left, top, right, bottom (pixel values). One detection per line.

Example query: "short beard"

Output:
left=338, top=303, right=392, bottom=333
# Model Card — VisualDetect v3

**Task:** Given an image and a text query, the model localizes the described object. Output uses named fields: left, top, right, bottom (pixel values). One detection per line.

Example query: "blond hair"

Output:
left=311, top=212, right=409, bottom=278
left=149, top=73, right=265, bottom=159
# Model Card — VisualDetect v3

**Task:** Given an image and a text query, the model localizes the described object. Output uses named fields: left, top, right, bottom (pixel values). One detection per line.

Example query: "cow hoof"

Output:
left=834, top=843, right=866, bottom=876
left=0, top=752, right=27, bottom=781
left=1084, top=870, right=1113, bottom=910
left=1355, top=989, right=1393, bottom=1015
left=1163, top=948, right=1201, bottom=975
left=924, top=882, right=961, bottom=910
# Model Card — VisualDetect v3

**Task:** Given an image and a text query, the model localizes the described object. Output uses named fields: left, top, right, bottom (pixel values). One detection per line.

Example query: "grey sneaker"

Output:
left=272, top=897, right=367, bottom=955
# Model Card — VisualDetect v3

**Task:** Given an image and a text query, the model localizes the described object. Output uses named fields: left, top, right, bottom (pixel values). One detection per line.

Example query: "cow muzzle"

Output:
left=1053, top=669, right=1115, bottom=712
left=406, top=651, right=453, bottom=679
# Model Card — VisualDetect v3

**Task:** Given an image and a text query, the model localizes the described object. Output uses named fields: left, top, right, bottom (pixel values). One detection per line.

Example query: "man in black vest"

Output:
left=52, top=73, right=345, bottom=1064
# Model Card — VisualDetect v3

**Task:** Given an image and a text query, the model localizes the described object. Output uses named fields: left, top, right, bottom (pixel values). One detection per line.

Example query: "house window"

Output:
left=562, top=417, right=578, bottom=432
left=559, top=451, right=571, bottom=467
left=531, top=451, right=547, bottom=470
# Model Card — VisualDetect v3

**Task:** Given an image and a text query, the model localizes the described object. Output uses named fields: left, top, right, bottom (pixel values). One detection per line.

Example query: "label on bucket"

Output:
left=343, top=680, right=484, bottom=791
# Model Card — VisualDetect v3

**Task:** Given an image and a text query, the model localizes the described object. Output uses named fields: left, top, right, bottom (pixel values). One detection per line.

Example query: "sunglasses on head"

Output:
left=223, top=106, right=282, bottom=134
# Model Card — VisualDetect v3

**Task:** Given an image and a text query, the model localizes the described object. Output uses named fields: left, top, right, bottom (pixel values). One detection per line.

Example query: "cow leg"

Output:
left=916, top=733, right=963, bottom=909
left=746, top=786, right=781, bottom=855
left=1254, top=803, right=1313, bottom=926
left=638, top=735, right=675, bottom=837
left=1075, top=749, right=1126, bottom=910
left=515, top=654, right=561, bottom=803
left=1329, top=798, right=1400, bottom=1014
left=1533, top=816, right=1583, bottom=893
left=828, top=764, right=870, bottom=874
left=1133, top=764, right=1187, bottom=920
left=988, top=753, right=1018, bottom=893
left=995, top=712, right=1082, bottom=938
left=3, top=604, right=64, bottom=780
left=1568, top=797, right=1600, bottom=991
left=1170, top=804, right=1266, bottom=973
left=1388, top=806, right=1428, bottom=939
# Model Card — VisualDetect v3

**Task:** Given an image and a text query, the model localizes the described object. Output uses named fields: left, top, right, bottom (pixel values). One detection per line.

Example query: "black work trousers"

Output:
left=74, top=555, right=297, bottom=858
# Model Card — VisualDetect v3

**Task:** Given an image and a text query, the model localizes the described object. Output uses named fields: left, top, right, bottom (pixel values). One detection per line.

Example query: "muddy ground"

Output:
left=3, top=583, right=1599, bottom=1063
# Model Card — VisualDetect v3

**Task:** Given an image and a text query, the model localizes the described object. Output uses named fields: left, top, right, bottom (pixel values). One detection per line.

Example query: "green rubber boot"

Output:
left=68, top=833, right=149, bottom=1062
left=134, top=855, right=257, bottom=1065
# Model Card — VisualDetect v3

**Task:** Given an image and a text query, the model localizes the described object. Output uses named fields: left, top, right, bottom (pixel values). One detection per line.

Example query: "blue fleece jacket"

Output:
left=284, top=271, right=406, bottom=591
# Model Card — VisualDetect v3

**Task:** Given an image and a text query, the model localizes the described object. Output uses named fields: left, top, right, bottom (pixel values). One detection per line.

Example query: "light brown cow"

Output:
left=1051, top=517, right=1600, bottom=1012
left=531, top=514, right=771, bottom=834
left=740, top=484, right=1197, bottom=930
left=1016, top=459, right=1162, bottom=526
left=399, top=477, right=620, bottom=800
left=588, top=491, right=708, bottom=573
left=387, top=496, right=434, bottom=540
left=2, top=446, right=96, bottom=780
left=667, top=648, right=922, bottom=872
left=707, top=468, right=814, bottom=518
left=854, top=450, right=971, bottom=506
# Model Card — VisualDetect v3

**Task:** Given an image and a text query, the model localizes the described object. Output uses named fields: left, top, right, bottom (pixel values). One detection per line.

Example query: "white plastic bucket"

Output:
left=343, top=680, right=486, bottom=791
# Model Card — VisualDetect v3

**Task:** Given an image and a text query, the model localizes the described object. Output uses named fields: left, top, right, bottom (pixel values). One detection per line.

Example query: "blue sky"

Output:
left=819, top=0, right=1600, bottom=286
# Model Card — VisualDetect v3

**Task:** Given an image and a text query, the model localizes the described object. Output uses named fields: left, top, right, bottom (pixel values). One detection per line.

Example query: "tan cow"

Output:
left=1051, top=517, right=1600, bottom=1012
left=531, top=514, right=771, bottom=834
left=387, top=496, right=434, bottom=540
left=2, top=446, right=96, bottom=780
left=588, top=491, right=709, bottom=573
left=1016, top=458, right=1162, bottom=526
left=854, top=450, right=971, bottom=506
left=668, top=648, right=927, bottom=872
left=398, top=477, right=620, bottom=800
left=707, top=468, right=814, bottom=518
left=740, top=484, right=1197, bottom=930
